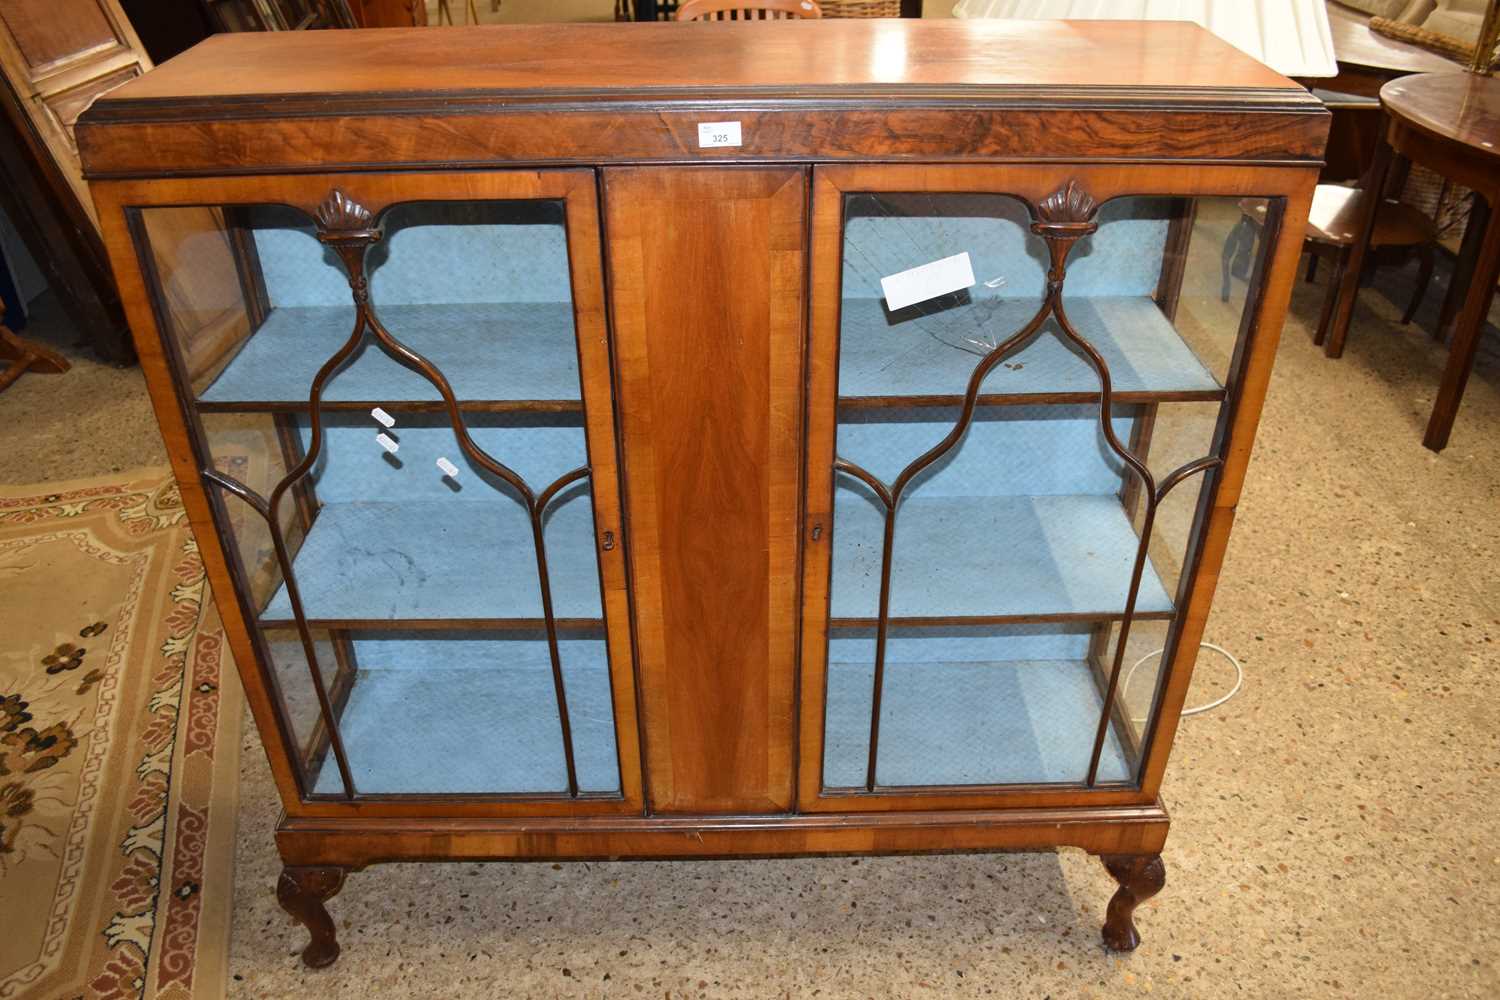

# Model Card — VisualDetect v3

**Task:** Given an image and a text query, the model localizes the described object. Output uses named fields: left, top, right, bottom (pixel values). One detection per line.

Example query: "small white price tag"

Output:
left=697, top=121, right=742, bottom=149
left=436, top=457, right=460, bottom=479
left=375, top=432, right=399, bottom=454
left=881, top=252, right=976, bottom=312
left=371, top=406, right=395, bottom=428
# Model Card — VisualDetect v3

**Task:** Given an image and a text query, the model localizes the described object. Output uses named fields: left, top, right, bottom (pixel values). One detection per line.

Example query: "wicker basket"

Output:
left=821, top=0, right=902, bottom=17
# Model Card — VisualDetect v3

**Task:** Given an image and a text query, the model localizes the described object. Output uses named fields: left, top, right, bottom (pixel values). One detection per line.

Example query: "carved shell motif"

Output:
left=313, top=189, right=375, bottom=234
left=1034, top=180, right=1098, bottom=227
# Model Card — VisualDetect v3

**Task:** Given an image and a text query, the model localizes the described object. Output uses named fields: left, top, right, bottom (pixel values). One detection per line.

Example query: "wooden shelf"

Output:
left=829, top=609, right=1173, bottom=628
left=259, top=615, right=605, bottom=631
left=828, top=492, right=1173, bottom=624
left=198, top=302, right=582, bottom=412
left=836, top=296, right=1221, bottom=408
left=199, top=399, right=582, bottom=414
left=258, top=499, right=603, bottom=626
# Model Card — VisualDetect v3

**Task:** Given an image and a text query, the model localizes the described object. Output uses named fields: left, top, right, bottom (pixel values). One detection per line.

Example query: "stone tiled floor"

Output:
left=0, top=291, right=165, bottom=483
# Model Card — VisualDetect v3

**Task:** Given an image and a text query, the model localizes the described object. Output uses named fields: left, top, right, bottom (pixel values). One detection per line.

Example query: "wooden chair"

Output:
left=619, top=0, right=682, bottom=19
left=1222, top=184, right=1438, bottom=347
left=676, top=0, right=820, bottom=20
left=0, top=302, right=69, bottom=395
left=435, top=0, right=480, bottom=24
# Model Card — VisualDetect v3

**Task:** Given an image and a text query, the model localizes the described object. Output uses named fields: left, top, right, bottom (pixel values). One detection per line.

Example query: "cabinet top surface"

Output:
left=100, top=19, right=1304, bottom=109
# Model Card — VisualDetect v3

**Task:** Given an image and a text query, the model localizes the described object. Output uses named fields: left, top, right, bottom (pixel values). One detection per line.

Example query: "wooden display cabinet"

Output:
left=78, top=19, right=1327, bottom=966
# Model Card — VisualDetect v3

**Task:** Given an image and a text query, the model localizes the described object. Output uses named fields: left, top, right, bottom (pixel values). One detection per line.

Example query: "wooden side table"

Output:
left=1224, top=185, right=1437, bottom=344
left=1324, top=71, right=1500, bottom=452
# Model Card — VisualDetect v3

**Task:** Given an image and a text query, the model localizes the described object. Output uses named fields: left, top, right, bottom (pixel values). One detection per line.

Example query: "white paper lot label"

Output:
left=880, top=252, right=976, bottom=312
left=697, top=121, right=742, bottom=148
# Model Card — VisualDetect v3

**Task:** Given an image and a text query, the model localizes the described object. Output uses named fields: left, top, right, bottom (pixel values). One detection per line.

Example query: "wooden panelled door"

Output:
left=0, top=0, right=152, bottom=228
left=345, top=0, right=427, bottom=27
left=1, top=0, right=237, bottom=366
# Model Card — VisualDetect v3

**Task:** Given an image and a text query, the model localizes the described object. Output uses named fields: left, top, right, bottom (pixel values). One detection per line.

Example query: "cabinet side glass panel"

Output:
left=133, top=198, right=622, bottom=800
left=1109, top=195, right=1278, bottom=783
left=196, top=409, right=324, bottom=788
left=823, top=192, right=1265, bottom=792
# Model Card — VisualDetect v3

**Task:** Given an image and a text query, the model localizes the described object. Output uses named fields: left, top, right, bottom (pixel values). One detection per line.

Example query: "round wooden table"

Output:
left=1323, top=71, right=1500, bottom=452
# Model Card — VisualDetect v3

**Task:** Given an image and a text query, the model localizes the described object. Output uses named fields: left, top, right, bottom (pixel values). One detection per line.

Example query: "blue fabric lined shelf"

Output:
left=822, top=658, right=1132, bottom=787
left=837, top=296, right=1220, bottom=403
left=830, top=492, right=1173, bottom=623
left=306, top=633, right=619, bottom=795
left=198, top=302, right=581, bottom=407
left=259, top=499, right=603, bottom=625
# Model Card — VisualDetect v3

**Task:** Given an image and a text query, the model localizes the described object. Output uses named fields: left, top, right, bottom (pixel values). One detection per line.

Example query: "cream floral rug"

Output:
left=0, top=471, right=242, bottom=1000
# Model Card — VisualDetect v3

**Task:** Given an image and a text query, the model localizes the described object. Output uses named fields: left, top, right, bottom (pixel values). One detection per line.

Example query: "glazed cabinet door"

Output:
left=97, top=170, right=644, bottom=817
left=799, top=164, right=1312, bottom=812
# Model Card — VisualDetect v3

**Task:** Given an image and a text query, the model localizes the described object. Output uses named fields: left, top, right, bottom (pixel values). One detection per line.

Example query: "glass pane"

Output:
left=825, top=192, right=1264, bottom=791
left=262, top=626, right=341, bottom=784
left=1086, top=618, right=1166, bottom=781
left=832, top=403, right=1154, bottom=623
left=200, top=410, right=305, bottom=614
left=301, top=629, right=619, bottom=797
left=197, top=200, right=580, bottom=407
left=838, top=194, right=1226, bottom=402
left=253, top=410, right=597, bottom=626
left=134, top=194, right=621, bottom=801
left=136, top=206, right=263, bottom=398
left=824, top=624, right=1132, bottom=788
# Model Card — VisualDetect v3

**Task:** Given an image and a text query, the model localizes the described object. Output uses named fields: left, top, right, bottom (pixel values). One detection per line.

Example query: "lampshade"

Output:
left=952, top=0, right=1339, bottom=78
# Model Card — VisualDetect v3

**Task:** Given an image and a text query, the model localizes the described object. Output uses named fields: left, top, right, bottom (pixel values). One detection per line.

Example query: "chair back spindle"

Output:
left=676, top=0, right=821, bottom=21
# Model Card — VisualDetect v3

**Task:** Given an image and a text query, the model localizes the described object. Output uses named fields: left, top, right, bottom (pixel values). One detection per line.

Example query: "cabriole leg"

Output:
left=1100, top=853, right=1166, bottom=952
left=277, top=865, right=347, bottom=968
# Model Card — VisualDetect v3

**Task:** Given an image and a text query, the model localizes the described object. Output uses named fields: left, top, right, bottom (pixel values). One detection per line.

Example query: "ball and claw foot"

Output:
left=1100, top=854, right=1166, bottom=952
left=277, top=865, right=347, bottom=968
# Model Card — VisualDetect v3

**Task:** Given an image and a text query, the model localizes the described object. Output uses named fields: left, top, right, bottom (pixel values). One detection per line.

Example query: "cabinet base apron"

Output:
left=274, top=803, right=1169, bottom=966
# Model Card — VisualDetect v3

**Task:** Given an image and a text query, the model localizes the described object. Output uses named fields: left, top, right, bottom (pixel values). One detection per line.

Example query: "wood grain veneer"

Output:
left=606, top=166, right=806, bottom=814
left=75, top=21, right=1326, bottom=177
left=98, top=20, right=1298, bottom=100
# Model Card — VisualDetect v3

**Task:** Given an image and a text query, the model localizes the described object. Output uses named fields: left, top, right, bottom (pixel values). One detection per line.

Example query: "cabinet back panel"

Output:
left=298, top=413, right=589, bottom=503
left=829, top=624, right=1091, bottom=665
left=836, top=405, right=1135, bottom=498
left=249, top=202, right=574, bottom=307
left=606, top=166, right=806, bottom=815
left=268, top=630, right=621, bottom=796
left=842, top=196, right=1171, bottom=301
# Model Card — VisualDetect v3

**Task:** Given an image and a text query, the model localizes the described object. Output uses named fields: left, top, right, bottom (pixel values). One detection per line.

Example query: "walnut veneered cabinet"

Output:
left=79, top=19, right=1327, bottom=966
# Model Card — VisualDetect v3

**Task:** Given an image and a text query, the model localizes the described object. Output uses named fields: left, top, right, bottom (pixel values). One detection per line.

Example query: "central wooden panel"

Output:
left=605, top=166, right=806, bottom=814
